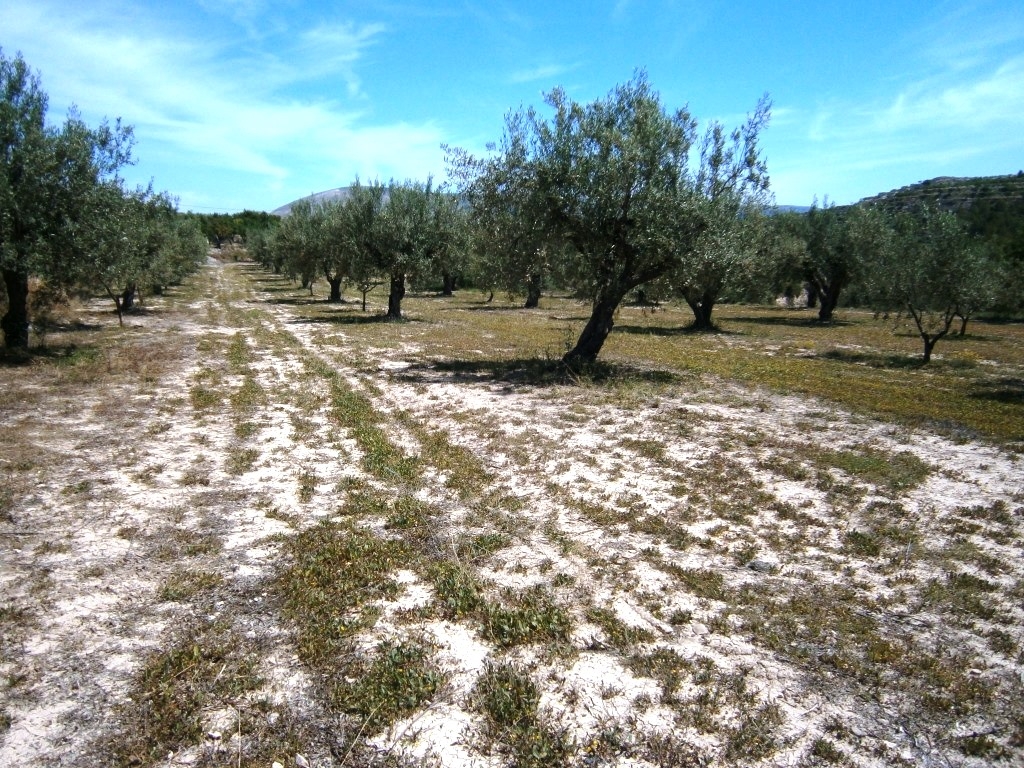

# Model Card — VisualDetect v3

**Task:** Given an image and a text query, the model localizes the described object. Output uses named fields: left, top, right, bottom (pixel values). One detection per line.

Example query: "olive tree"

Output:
left=869, top=207, right=996, bottom=363
left=146, top=215, right=207, bottom=295
left=368, top=179, right=466, bottom=319
left=450, top=120, right=553, bottom=307
left=665, top=107, right=772, bottom=330
left=1, top=51, right=50, bottom=347
left=343, top=180, right=389, bottom=311
left=274, top=199, right=321, bottom=292
left=2, top=51, right=141, bottom=345
left=780, top=203, right=891, bottom=322
left=450, top=73, right=771, bottom=365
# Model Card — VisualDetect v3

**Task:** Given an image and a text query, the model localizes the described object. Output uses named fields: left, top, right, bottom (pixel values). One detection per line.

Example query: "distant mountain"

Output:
left=271, top=186, right=356, bottom=216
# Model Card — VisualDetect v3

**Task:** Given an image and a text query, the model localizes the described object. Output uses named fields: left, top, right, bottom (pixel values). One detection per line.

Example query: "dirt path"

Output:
left=1, top=262, right=1021, bottom=767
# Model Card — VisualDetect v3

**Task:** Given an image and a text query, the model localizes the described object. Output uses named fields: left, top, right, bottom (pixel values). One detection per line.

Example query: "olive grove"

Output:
left=448, top=72, right=771, bottom=363
left=0, top=50, right=204, bottom=348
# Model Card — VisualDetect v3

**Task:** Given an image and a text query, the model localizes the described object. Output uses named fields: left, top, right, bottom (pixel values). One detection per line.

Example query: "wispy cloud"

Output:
left=2, top=0, right=446, bottom=209
left=508, top=63, right=576, bottom=85
left=296, top=22, right=388, bottom=95
left=776, top=1, right=1024, bottom=204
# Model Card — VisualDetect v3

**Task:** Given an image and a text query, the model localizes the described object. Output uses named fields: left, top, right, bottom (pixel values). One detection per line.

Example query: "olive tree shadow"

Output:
left=816, top=349, right=927, bottom=370
left=392, top=356, right=681, bottom=389
left=969, top=377, right=1024, bottom=404
left=726, top=315, right=854, bottom=328
left=289, top=312, right=414, bottom=326
left=613, top=324, right=739, bottom=337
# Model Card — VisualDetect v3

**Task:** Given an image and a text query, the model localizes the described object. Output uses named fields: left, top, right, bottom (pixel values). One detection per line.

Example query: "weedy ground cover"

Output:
left=0, top=262, right=1021, bottom=767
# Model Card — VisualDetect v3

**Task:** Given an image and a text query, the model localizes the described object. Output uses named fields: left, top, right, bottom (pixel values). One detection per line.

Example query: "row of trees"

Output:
left=249, top=179, right=468, bottom=318
left=1, top=50, right=206, bottom=349
left=185, top=210, right=279, bottom=248
left=250, top=72, right=1010, bottom=365
left=254, top=74, right=775, bottom=363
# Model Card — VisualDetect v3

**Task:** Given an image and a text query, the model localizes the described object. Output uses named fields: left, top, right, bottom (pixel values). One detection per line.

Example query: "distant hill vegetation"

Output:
left=860, top=173, right=1024, bottom=257
left=859, top=172, right=1024, bottom=213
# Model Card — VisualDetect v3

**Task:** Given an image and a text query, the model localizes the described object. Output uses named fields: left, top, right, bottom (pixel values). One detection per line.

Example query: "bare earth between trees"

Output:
left=1, top=261, right=1022, bottom=767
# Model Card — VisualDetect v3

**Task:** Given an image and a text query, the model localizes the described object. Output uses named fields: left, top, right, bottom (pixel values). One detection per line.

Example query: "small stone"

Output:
left=272, top=763, right=284, bottom=768
left=267, top=711, right=280, bottom=726
left=747, top=559, right=775, bottom=574
left=690, top=622, right=709, bottom=636
left=295, top=754, right=310, bottom=768
left=206, top=731, right=222, bottom=741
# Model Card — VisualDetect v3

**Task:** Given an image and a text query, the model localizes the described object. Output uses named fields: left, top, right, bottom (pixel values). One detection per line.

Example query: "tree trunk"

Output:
left=1, top=269, right=30, bottom=349
left=958, top=316, right=969, bottom=336
left=686, top=293, right=716, bottom=331
left=328, top=276, right=343, bottom=302
left=441, top=272, right=456, bottom=296
left=563, top=287, right=627, bottom=366
left=387, top=272, right=406, bottom=319
left=922, top=336, right=937, bottom=364
left=817, top=281, right=842, bottom=322
left=121, top=283, right=137, bottom=312
left=804, top=281, right=819, bottom=309
left=524, top=273, right=542, bottom=309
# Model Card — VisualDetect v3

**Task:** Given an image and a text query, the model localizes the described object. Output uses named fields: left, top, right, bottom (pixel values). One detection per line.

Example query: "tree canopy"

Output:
left=449, top=72, right=771, bottom=364
left=1, top=49, right=204, bottom=348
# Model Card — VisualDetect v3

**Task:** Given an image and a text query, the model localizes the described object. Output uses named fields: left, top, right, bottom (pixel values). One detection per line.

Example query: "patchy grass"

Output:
left=336, top=640, right=443, bottom=732
left=327, top=379, right=419, bottom=483
left=5, top=263, right=1021, bottom=768
left=105, top=619, right=261, bottom=766
left=475, top=661, right=573, bottom=767
left=157, top=569, right=223, bottom=602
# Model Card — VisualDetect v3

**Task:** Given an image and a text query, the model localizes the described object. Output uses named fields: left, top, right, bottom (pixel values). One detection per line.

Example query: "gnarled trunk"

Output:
left=685, top=292, right=717, bottom=331
left=387, top=272, right=406, bottom=319
left=121, top=283, right=137, bottom=312
left=1, top=269, right=30, bottom=349
left=441, top=271, right=456, bottom=296
left=327, top=276, right=343, bottom=302
left=804, top=281, right=819, bottom=309
left=562, top=287, right=628, bottom=366
left=816, top=281, right=843, bottom=322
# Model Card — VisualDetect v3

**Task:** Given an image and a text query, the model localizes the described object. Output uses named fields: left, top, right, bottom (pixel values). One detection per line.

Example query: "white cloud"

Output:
left=874, top=55, right=1024, bottom=133
left=2, top=0, right=447, bottom=210
left=294, top=22, right=387, bottom=96
left=508, top=63, right=575, bottom=85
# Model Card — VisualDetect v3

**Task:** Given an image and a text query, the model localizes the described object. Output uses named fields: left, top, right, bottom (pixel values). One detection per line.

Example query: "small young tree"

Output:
left=870, top=207, right=996, bottom=363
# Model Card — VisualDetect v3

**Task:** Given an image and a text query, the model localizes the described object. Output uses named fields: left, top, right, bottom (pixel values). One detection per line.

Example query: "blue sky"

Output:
left=3, top=0, right=1022, bottom=213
